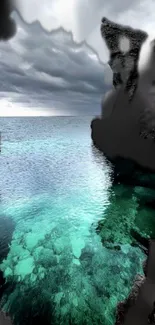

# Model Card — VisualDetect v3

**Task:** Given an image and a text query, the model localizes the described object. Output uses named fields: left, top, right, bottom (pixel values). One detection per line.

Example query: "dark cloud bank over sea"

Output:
left=0, top=10, right=111, bottom=115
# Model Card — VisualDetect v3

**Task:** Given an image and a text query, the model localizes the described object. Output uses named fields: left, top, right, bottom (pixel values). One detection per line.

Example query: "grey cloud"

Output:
left=16, top=0, right=144, bottom=39
left=14, top=0, right=155, bottom=67
left=77, top=0, right=142, bottom=38
left=0, top=12, right=110, bottom=114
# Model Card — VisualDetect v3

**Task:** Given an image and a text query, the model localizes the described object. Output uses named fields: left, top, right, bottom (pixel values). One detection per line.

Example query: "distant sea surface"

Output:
left=0, top=117, right=144, bottom=325
left=0, top=117, right=110, bottom=207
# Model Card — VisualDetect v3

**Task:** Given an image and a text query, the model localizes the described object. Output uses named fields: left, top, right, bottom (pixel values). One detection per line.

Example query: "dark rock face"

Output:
left=115, top=274, right=145, bottom=325
left=100, top=17, right=148, bottom=101
left=130, top=229, right=149, bottom=252
left=0, top=271, right=5, bottom=287
left=100, top=17, right=147, bottom=55
left=91, top=16, right=155, bottom=325
left=91, top=118, right=155, bottom=188
left=0, top=216, right=15, bottom=304
left=142, top=259, right=148, bottom=277
left=0, top=311, right=13, bottom=325
left=92, top=19, right=155, bottom=170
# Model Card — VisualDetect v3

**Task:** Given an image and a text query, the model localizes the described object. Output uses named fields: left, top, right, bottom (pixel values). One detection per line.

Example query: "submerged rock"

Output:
left=95, top=182, right=154, bottom=255
left=7, top=285, right=56, bottom=325
left=96, top=185, right=139, bottom=248
left=53, top=237, right=66, bottom=255
left=73, top=258, right=81, bottom=266
left=39, top=248, right=57, bottom=268
left=25, top=231, right=45, bottom=251
left=14, top=256, right=35, bottom=280
left=80, top=244, right=95, bottom=262
left=0, top=216, right=15, bottom=264
left=71, top=237, right=85, bottom=259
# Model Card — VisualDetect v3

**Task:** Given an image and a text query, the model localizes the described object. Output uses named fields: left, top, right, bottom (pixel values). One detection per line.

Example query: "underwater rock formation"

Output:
left=0, top=216, right=15, bottom=324
left=0, top=215, right=15, bottom=302
left=95, top=182, right=153, bottom=252
left=0, top=216, right=15, bottom=264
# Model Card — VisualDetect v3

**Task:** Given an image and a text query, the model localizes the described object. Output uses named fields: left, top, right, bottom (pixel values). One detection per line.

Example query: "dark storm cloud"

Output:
left=0, top=0, right=16, bottom=40
left=0, top=12, right=110, bottom=114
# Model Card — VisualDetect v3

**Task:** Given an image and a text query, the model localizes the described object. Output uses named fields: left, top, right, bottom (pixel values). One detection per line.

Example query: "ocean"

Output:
left=0, top=117, right=144, bottom=325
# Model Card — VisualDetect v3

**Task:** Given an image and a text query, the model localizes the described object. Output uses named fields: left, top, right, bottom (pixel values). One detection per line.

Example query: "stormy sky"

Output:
left=0, top=0, right=155, bottom=116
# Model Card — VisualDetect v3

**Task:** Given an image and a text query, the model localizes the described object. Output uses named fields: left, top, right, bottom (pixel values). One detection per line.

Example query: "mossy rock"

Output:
left=97, top=186, right=138, bottom=247
left=96, top=183, right=155, bottom=249
left=8, top=285, right=56, bottom=325
left=108, top=156, right=155, bottom=190
left=134, top=206, right=155, bottom=238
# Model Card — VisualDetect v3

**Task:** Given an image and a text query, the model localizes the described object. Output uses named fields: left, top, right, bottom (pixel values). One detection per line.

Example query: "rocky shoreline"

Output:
left=114, top=273, right=146, bottom=325
left=91, top=119, right=155, bottom=324
left=91, top=150, right=153, bottom=324
left=0, top=216, right=15, bottom=325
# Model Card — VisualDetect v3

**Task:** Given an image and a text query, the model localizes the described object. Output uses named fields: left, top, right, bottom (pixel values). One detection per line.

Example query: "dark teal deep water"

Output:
left=0, top=117, right=144, bottom=325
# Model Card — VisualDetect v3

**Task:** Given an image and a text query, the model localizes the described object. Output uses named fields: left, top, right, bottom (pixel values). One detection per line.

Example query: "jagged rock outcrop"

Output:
left=91, top=18, right=155, bottom=325
left=100, top=17, right=148, bottom=101
left=91, top=18, right=155, bottom=173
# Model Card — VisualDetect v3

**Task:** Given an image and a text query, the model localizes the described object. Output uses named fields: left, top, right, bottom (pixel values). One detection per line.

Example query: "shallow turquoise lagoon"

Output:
left=0, top=117, right=144, bottom=325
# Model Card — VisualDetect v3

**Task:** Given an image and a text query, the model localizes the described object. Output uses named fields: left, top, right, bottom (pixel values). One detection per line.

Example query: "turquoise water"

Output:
left=0, top=117, right=144, bottom=325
